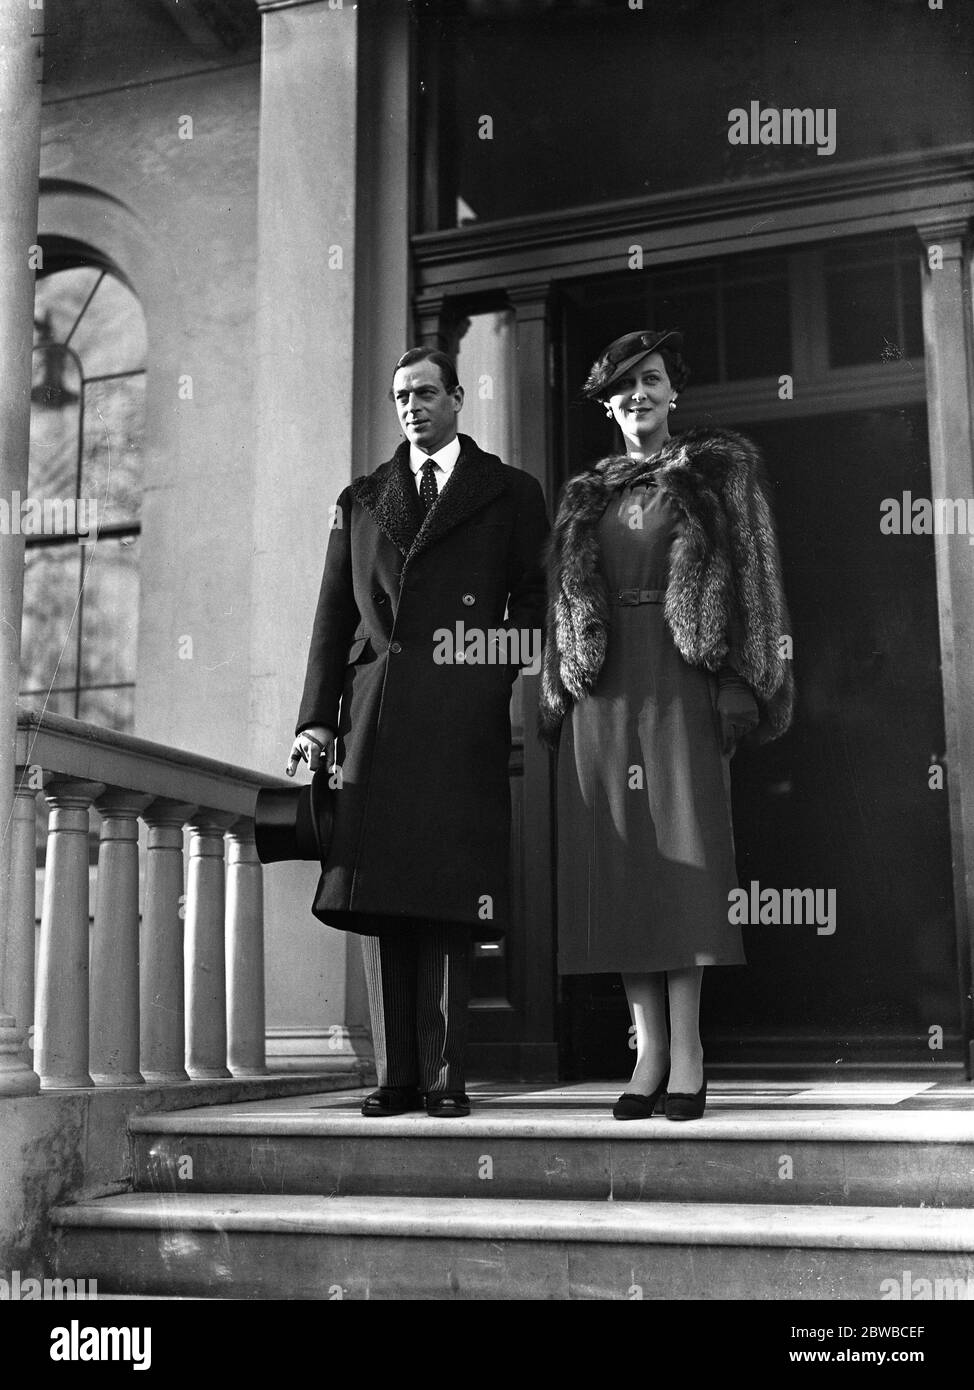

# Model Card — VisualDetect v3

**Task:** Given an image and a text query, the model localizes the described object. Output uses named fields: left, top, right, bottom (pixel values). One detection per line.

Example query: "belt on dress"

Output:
left=614, top=588, right=666, bottom=605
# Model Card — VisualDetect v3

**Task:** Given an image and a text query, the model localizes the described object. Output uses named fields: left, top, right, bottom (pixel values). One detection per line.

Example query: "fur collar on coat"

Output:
left=539, top=427, right=795, bottom=746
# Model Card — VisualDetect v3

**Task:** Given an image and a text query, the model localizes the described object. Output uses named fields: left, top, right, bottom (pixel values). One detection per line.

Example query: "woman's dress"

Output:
left=557, top=475, right=745, bottom=974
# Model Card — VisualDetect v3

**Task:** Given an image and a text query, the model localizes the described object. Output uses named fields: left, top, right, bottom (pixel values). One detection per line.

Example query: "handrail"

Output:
left=15, top=707, right=292, bottom=814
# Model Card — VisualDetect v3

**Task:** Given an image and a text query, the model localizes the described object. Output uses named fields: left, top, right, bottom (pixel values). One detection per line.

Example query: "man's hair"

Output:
left=392, top=347, right=460, bottom=394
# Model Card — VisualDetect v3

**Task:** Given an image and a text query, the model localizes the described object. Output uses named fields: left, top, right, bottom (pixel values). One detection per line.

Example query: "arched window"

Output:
left=21, top=244, right=146, bottom=733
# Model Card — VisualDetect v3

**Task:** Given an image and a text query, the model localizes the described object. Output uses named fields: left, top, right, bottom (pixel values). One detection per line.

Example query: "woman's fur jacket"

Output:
left=539, top=426, right=795, bottom=747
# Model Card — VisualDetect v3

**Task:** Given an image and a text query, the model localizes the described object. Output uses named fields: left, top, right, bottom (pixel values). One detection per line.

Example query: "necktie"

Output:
left=419, top=457, right=439, bottom=517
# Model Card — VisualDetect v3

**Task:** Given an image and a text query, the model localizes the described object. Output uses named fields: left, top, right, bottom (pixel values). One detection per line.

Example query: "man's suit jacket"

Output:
left=296, top=434, right=550, bottom=939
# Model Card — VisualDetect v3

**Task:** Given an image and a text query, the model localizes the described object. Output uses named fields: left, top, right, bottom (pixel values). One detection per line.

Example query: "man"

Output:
left=287, top=348, right=549, bottom=1117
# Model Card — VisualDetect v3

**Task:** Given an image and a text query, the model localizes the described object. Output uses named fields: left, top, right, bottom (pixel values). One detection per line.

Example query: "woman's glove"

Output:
left=716, top=667, right=759, bottom=756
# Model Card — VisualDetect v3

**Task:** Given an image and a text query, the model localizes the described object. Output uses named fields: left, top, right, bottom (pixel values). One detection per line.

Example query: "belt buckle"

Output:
left=617, top=588, right=640, bottom=606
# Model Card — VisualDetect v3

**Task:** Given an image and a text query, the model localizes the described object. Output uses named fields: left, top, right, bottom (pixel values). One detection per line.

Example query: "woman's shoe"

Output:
left=612, top=1071, right=668, bottom=1120
left=664, top=1076, right=707, bottom=1121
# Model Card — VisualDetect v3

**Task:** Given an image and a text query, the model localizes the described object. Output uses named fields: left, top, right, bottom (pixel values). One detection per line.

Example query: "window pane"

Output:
left=651, top=272, right=721, bottom=387
left=824, top=240, right=923, bottom=370
left=26, top=260, right=145, bottom=732
left=19, top=689, right=77, bottom=720
left=724, top=279, right=792, bottom=380
left=424, top=0, right=974, bottom=229
left=826, top=261, right=904, bottom=368
left=899, top=260, right=924, bottom=361
left=21, top=544, right=81, bottom=692
left=79, top=535, right=140, bottom=689
left=78, top=685, right=135, bottom=734
left=81, top=375, right=145, bottom=527
left=68, top=271, right=147, bottom=377
left=29, top=344, right=81, bottom=506
left=567, top=276, right=656, bottom=356
left=34, top=267, right=101, bottom=346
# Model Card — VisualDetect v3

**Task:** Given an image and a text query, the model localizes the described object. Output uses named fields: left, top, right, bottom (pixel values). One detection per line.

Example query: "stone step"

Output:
left=127, top=1092, right=974, bottom=1206
left=51, top=1193, right=974, bottom=1300
left=83, top=1294, right=221, bottom=1301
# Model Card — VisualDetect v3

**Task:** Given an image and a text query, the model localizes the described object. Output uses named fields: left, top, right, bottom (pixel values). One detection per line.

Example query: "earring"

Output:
left=668, top=400, right=677, bottom=411
left=604, top=406, right=613, bottom=418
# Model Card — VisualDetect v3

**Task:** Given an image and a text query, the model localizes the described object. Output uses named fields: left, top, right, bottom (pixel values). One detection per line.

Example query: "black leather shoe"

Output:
left=613, top=1071, right=668, bottom=1121
left=426, top=1091, right=471, bottom=1118
left=360, top=1086, right=423, bottom=1117
left=664, top=1077, right=707, bottom=1121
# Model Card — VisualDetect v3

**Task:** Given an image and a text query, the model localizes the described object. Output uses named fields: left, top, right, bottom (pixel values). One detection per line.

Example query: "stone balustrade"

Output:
left=0, top=708, right=291, bottom=1092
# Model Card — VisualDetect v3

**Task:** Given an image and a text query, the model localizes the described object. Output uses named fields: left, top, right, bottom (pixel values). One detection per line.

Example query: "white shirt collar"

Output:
left=409, top=435, right=461, bottom=479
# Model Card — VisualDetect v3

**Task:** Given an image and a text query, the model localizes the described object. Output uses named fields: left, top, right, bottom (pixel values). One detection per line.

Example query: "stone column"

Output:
left=141, top=799, right=194, bottom=1084
left=0, top=0, right=43, bottom=1096
left=917, top=220, right=974, bottom=1076
left=90, top=789, right=151, bottom=1085
left=415, top=294, right=454, bottom=350
left=184, top=811, right=233, bottom=1079
left=252, top=0, right=407, bottom=1077
left=508, top=285, right=558, bottom=1078
left=3, top=768, right=41, bottom=1065
left=225, top=818, right=267, bottom=1077
left=35, top=778, right=105, bottom=1089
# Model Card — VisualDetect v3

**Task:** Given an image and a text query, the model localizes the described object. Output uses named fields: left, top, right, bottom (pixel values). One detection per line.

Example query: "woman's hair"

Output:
left=652, top=346, right=691, bottom=394
left=392, top=347, right=460, bottom=394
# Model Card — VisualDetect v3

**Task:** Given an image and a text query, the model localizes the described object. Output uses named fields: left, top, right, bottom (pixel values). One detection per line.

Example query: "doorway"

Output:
left=556, top=243, right=964, bottom=1076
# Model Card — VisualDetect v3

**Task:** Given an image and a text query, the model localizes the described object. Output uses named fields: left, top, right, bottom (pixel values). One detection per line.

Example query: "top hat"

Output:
left=581, top=329, right=685, bottom=400
left=254, top=765, right=333, bottom=864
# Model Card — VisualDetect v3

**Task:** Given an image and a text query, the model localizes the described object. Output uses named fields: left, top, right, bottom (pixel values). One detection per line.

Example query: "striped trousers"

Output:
left=360, top=923, right=472, bottom=1094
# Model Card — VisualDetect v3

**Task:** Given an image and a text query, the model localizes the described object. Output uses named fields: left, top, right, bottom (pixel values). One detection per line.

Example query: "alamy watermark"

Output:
left=880, top=493, right=974, bottom=544
left=0, top=492, right=97, bottom=538
left=727, top=102, right=836, bottom=156
left=50, top=1320, right=151, bottom=1371
left=728, top=880, right=836, bottom=936
left=1, top=1269, right=98, bottom=1300
left=433, top=623, right=541, bottom=676
left=880, top=1270, right=974, bottom=1300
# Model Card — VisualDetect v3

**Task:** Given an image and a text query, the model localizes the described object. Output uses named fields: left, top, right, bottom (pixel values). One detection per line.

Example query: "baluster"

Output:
left=0, top=1012, right=39, bottom=1096
left=185, top=811, right=234, bottom=1080
left=4, top=767, right=41, bottom=1062
left=0, top=772, right=39, bottom=1091
left=140, top=799, right=194, bottom=1084
left=35, top=778, right=105, bottom=1089
left=226, top=817, right=267, bottom=1077
left=89, top=789, right=151, bottom=1085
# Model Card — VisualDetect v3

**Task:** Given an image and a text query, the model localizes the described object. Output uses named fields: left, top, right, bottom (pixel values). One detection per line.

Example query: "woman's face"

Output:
left=604, top=351, right=676, bottom=455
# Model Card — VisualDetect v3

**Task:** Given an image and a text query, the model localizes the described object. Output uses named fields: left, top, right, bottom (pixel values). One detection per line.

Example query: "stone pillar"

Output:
left=415, top=294, right=453, bottom=350
left=225, top=818, right=267, bottom=1077
left=917, top=220, right=974, bottom=1076
left=508, top=286, right=558, bottom=1078
left=3, top=769, right=41, bottom=1065
left=90, top=789, right=151, bottom=1085
left=0, top=0, right=43, bottom=1096
left=184, top=811, right=232, bottom=1080
left=141, top=799, right=194, bottom=1084
left=351, top=0, right=412, bottom=476
left=35, top=779, right=105, bottom=1090
left=252, top=0, right=408, bottom=1076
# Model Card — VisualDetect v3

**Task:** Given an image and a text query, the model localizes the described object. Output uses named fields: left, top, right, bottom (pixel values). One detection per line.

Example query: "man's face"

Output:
left=392, top=360, right=462, bottom=454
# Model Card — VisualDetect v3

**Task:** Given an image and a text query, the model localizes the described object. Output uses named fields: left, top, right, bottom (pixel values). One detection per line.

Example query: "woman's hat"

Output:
left=581, top=329, right=684, bottom=399
left=254, top=766, right=333, bottom=864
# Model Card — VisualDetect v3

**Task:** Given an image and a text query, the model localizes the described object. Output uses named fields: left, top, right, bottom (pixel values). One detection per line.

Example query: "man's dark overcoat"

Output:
left=296, top=434, right=549, bottom=941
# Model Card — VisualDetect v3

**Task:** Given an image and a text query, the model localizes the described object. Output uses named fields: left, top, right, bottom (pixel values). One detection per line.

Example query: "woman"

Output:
left=540, top=329, right=794, bottom=1120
